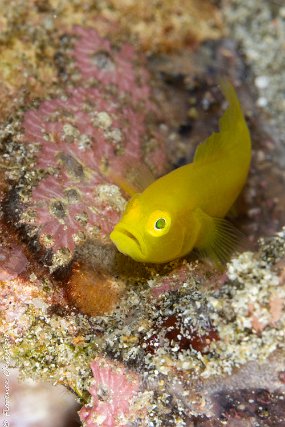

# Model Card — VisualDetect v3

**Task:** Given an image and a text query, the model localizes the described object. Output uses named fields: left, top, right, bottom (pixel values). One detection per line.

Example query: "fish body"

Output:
left=110, top=82, right=251, bottom=263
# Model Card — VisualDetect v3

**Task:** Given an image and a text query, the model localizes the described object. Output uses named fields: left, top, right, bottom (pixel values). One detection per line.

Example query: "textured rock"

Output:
left=0, top=2, right=285, bottom=426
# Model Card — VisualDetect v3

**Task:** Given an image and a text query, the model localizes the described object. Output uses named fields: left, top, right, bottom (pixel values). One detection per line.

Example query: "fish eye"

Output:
left=155, top=218, right=166, bottom=230
left=147, top=210, right=171, bottom=236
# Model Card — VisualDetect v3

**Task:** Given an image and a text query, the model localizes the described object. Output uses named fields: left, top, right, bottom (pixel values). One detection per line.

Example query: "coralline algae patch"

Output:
left=8, top=26, right=168, bottom=269
left=7, top=309, right=100, bottom=400
left=71, top=26, right=152, bottom=104
left=0, top=243, right=28, bottom=281
left=0, top=240, right=66, bottom=340
left=0, top=244, right=102, bottom=399
left=8, top=259, right=221, bottom=424
left=79, top=357, right=141, bottom=427
left=4, top=229, right=285, bottom=425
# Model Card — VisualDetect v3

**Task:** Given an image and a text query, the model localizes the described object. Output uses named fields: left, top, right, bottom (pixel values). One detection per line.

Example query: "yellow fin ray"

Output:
left=195, top=208, right=242, bottom=264
left=194, top=80, right=249, bottom=164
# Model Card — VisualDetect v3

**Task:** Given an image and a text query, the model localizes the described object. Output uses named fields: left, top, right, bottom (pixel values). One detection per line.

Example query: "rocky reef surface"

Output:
left=0, top=1, right=285, bottom=426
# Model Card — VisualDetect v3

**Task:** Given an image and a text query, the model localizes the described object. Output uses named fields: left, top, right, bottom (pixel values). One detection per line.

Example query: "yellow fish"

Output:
left=110, top=82, right=251, bottom=263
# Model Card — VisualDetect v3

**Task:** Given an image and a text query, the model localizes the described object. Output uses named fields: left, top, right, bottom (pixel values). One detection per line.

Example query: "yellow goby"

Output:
left=110, top=82, right=251, bottom=263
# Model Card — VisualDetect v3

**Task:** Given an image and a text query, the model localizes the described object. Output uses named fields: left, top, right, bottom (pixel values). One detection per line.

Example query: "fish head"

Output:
left=110, top=193, right=186, bottom=263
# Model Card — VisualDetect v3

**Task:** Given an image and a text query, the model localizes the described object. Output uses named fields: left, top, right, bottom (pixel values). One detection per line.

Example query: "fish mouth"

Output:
left=120, top=229, right=143, bottom=251
left=110, top=225, right=145, bottom=259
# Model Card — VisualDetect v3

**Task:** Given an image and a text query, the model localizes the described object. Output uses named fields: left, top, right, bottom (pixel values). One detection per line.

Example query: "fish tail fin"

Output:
left=194, top=208, right=242, bottom=265
left=193, top=80, right=251, bottom=164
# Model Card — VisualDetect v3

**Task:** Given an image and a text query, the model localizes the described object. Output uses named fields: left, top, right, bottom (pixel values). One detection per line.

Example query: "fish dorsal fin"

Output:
left=194, top=81, right=248, bottom=164
left=194, top=208, right=242, bottom=265
left=106, top=162, right=155, bottom=196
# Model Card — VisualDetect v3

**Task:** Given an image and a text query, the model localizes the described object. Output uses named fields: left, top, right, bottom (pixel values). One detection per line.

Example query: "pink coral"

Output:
left=23, top=87, right=146, bottom=171
left=22, top=88, right=128, bottom=252
left=17, top=28, right=168, bottom=258
left=79, top=358, right=140, bottom=427
left=0, top=244, right=28, bottom=280
left=25, top=171, right=122, bottom=251
left=72, top=26, right=151, bottom=102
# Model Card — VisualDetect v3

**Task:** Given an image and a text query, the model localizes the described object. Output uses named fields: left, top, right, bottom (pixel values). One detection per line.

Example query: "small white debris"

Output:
left=96, top=112, right=112, bottom=129
left=256, top=97, right=268, bottom=108
left=255, top=76, right=269, bottom=89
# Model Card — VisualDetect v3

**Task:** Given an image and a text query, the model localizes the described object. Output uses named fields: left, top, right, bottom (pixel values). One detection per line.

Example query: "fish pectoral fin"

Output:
left=194, top=208, right=242, bottom=264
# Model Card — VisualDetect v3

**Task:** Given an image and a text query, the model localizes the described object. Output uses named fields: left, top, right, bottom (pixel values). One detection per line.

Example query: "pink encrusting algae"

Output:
left=0, top=244, right=28, bottom=281
left=18, top=28, right=168, bottom=259
left=23, top=87, right=146, bottom=171
left=72, top=26, right=151, bottom=103
left=27, top=171, right=123, bottom=251
left=150, top=261, right=193, bottom=298
left=79, top=357, right=140, bottom=427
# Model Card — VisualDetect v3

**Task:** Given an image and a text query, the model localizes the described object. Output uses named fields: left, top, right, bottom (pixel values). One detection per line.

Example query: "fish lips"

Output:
left=110, top=224, right=146, bottom=260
